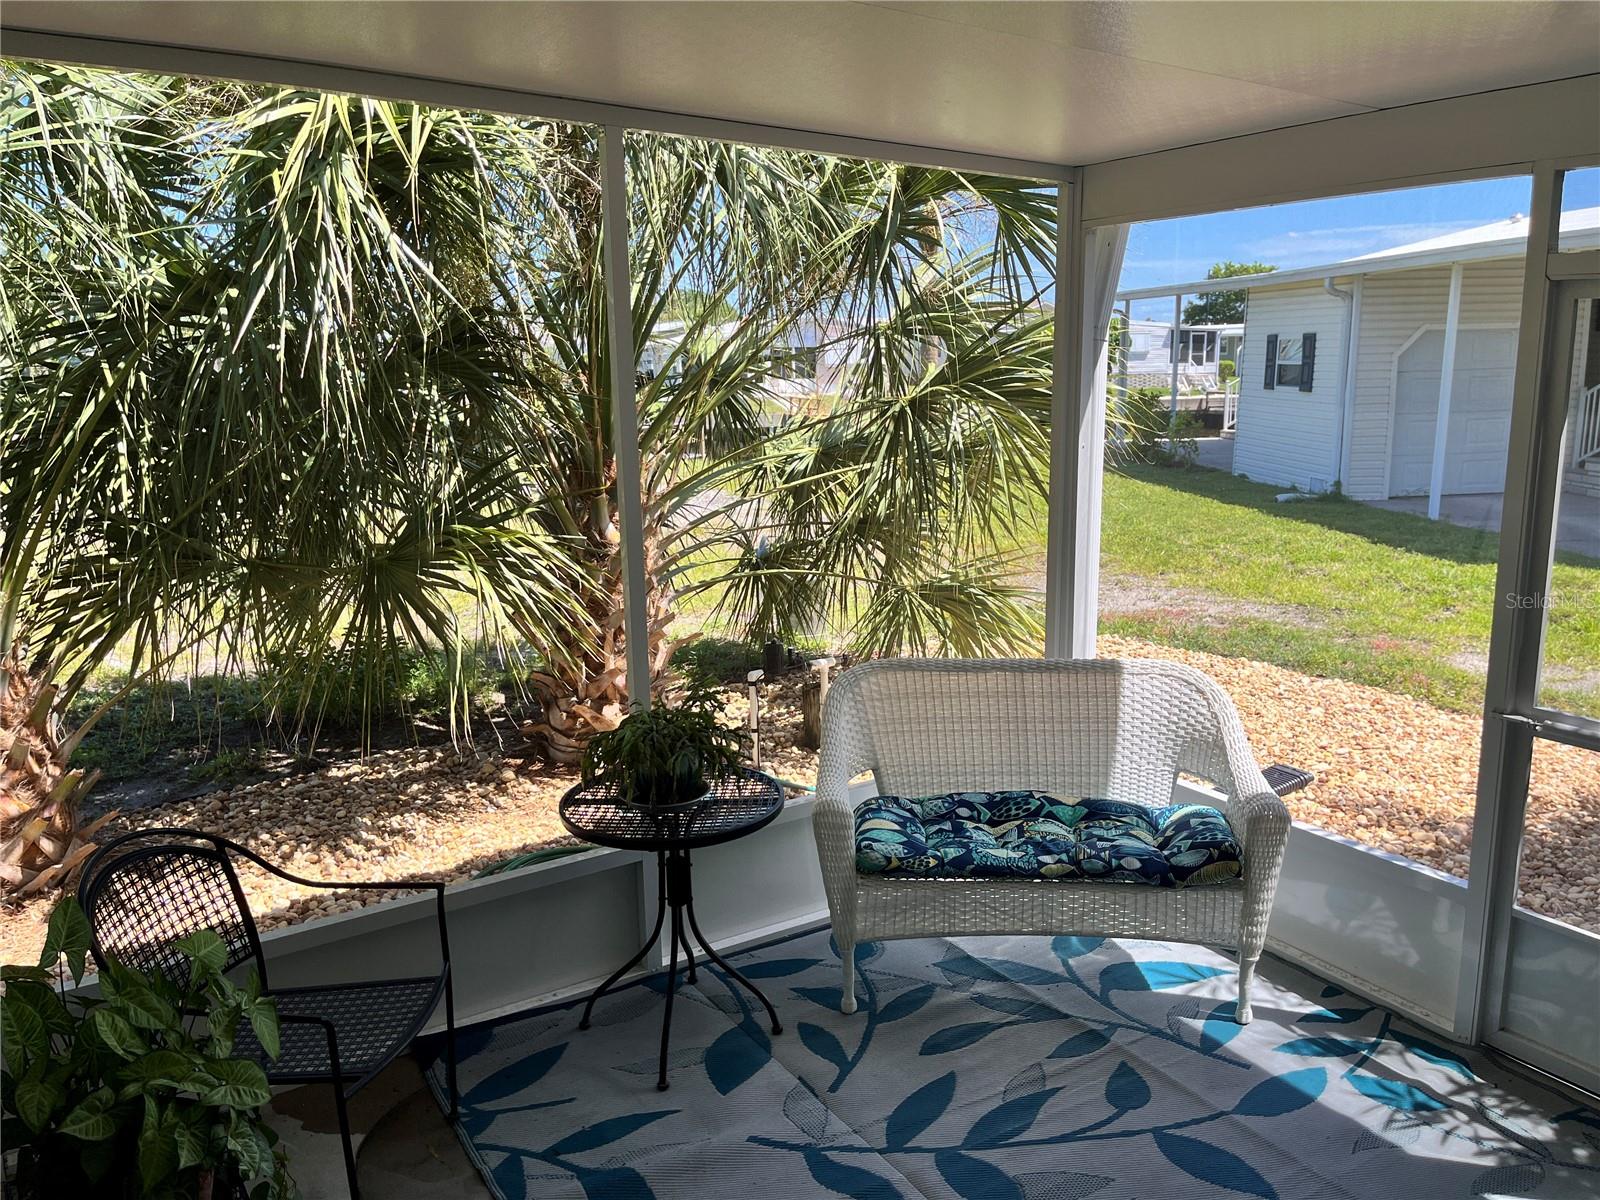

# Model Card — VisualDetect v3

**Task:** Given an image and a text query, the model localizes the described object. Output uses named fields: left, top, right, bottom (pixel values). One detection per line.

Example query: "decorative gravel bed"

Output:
left=1096, top=637, right=1600, bottom=934
left=3, top=641, right=1595, bottom=967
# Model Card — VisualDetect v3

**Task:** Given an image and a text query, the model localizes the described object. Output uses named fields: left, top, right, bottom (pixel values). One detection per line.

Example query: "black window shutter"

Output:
left=1263, top=334, right=1278, bottom=390
left=1299, top=332, right=1317, bottom=392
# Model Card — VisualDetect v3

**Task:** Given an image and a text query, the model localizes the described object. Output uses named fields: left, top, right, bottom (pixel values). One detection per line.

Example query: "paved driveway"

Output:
left=1371, top=490, right=1600, bottom=559
left=1191, top=435, right=1236, bottom=473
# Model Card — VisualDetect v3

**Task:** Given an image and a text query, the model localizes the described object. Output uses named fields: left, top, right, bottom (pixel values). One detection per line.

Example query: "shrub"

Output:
left=1109, top=387, right=1199, bottom=467
left=1108, top=386, right=1169, bottom=465
left=1166, top=412, right=1202, bottom=467
left=671, top=638, right=760, bottom=684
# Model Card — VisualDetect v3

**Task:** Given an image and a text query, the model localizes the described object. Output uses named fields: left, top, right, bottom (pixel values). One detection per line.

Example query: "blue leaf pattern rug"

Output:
left=424, top=929, right=1599, bottom=1199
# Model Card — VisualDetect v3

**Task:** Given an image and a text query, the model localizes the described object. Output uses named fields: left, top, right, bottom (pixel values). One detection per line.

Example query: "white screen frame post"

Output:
left=600, top=126, right=654, bottom=712
left=1044, top=182, right=1087, bottom=660
left=1459, top=161, right=1600, bottom=1094
left=1044, top=188, right=1128, bottom=661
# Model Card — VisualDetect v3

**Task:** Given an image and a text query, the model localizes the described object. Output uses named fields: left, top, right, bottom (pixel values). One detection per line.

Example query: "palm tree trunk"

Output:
left=0, top=645, right=113, bottom=894
left=521, top=506, right=681, bottom=763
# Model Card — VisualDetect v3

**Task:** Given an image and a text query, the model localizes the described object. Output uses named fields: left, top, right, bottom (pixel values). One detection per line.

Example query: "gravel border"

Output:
left=3, top=641, right=1594, bottom=967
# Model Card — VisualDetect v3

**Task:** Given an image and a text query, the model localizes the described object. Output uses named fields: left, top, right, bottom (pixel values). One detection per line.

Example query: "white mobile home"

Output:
left=1121, top=209, right=1600, bottom=505
left=1121, top=317, right=1243, bottom=390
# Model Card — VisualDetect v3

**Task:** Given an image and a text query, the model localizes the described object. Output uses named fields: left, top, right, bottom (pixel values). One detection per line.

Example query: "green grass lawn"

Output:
left=1014, top=463, right=1600, bottom=715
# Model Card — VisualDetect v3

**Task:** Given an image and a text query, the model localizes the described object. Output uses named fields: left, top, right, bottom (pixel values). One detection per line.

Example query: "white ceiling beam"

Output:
left=1082, top=76, right=1600, bottom=226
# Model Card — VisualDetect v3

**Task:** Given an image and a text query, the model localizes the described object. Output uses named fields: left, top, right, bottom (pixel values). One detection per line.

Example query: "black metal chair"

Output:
left=77, top=828, right=458, bottom=1200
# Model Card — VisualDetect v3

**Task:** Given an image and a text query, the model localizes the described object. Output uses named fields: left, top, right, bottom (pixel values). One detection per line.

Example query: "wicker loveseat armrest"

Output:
left=1209, top=737, right=1291, bottom=857
left=812, top=759, right=859, bottom=884
left=1228, top=779, right=1292, bottom=854
left=1188, top=677, right=1290, bottom=1000
left=1175, top=672, right=1290, bottom=853
left=813, top=681, right=883, bottom=973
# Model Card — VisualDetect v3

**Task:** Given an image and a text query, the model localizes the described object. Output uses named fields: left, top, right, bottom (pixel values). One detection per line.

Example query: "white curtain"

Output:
left=1074, top=224, right=1131, bottom=657
left=1048, top=222, right=1130, bottom=659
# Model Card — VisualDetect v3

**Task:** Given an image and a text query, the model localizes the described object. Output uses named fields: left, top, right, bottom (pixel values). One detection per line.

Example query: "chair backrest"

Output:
left=77, top=829, right=265, bottom=986
left=821, top=657, right=1243, bottom=806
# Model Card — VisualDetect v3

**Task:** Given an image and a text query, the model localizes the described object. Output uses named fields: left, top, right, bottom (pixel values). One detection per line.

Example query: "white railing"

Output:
left=1223, top=378, right=1240, bottom=434
left=1575, top=382, right=1600, bottom=469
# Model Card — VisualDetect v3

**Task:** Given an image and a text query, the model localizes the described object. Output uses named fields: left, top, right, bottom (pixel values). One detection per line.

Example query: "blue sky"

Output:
left=1120, top=168, right=1600, bottom=322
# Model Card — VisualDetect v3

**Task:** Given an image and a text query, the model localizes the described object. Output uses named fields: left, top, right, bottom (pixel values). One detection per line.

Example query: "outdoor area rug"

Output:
left=424, top=927, right=1600, bottom=1199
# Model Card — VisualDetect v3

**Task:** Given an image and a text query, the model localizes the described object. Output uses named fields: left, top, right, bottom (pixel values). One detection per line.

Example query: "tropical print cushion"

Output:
left=853, top=790, right=1242, bottom=887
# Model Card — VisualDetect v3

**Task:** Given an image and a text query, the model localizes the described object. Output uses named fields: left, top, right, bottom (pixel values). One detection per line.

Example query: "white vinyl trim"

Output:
left=1169, top=294, right=1183, bottom=418
left=1045, top=218, right=1129, bottom=659
left=1338, top=277, right=1363, bottom=487
left=1427, top=264, right=1467, bottom=519
left=1043, top=185, right=1084, bottom=660
left=1081, top=76, right=1600, bottom=225
left=1459, top=163, right=1586, bottom=1054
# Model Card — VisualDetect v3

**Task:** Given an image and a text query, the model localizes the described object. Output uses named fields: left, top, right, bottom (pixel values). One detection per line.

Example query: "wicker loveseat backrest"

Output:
left=823, top=658, right=1243, bottom=807
left=77, top=829, right=264, bottom=986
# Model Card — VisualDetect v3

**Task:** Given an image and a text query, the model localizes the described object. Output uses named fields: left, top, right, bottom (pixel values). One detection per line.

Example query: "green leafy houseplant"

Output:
left=580, top=685, right=746, bottom=809
left=1, top=898, right=297, bottom=1200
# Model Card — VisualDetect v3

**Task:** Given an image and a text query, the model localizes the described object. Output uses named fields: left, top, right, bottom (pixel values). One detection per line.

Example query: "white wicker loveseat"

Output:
left=812, top=658, right=1290, bottom=1023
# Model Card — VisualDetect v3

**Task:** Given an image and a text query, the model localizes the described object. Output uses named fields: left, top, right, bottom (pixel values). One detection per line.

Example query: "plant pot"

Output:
left=5, top=1148, right=251, bottom=1200
left=625, top=772, right=710, bottom=813
left=8, top=1149, right=120, bottom=1200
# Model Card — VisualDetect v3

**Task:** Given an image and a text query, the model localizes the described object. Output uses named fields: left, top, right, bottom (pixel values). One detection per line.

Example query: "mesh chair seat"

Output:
left=235, top=975, right=447, bottom=1086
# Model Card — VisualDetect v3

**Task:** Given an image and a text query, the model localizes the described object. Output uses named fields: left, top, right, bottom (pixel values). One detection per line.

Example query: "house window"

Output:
left=1263, top=332, right=1316, bottom=392
left=1274, top=336, right=1303, bottom=387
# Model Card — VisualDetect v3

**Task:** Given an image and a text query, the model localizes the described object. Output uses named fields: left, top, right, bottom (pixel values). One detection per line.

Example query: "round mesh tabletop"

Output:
left=559, top=769, right=785, bottom=852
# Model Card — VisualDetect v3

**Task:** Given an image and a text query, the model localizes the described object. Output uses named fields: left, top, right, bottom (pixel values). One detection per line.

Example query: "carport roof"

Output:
left=1116, top=206, right=1600, bottom=301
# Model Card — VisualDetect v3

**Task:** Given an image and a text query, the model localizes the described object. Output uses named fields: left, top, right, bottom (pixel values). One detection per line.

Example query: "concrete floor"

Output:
left=1190, top=434, right=1236, bottom=473
left=268, top=1057, right=488, bottom=1200
left=1186, top=435, right=1600, bottom=559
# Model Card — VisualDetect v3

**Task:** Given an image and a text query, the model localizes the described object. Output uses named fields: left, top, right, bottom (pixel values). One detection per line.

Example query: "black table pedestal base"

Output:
left=578, top=848, right=782, bottom=1090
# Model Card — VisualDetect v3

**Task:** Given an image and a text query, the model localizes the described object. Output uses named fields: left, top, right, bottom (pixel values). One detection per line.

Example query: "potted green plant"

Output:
left=1, top=898, right=297, bottom=1200
left=581, top=683, right=745, bottom=810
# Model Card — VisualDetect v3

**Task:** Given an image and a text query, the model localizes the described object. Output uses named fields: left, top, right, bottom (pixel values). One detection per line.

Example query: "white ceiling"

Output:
left=2, top=1, right=1596, bottom=168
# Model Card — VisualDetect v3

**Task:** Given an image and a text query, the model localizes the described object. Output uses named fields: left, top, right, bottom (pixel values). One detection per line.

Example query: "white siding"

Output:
left=1127, top=322, right=1173, bottom=370
left=1346, top=259, right=1524, bottom=499
left=1232, top=283, right=1348, bottom=492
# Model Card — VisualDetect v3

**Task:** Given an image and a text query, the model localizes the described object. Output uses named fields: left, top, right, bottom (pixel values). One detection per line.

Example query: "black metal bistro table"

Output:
left=559, top=769, right=786, bottom=1090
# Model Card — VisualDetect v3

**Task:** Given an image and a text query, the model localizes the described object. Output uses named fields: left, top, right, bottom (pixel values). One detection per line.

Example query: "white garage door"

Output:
left=1389, top=328, right=1515, bottom=497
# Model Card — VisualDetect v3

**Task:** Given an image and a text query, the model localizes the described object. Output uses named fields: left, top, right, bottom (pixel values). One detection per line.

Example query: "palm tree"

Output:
left=1, top=61, right=1061, bottom=887
left=1, top=65, right=591, bottom=884
left=512, top=141, right=1061, bottom=755
left=1, top=63, right=196, bottom=891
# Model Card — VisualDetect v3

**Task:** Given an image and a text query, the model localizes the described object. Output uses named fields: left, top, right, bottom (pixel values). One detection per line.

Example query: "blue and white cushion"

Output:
left=853, top=790, right=1242, bottom=887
